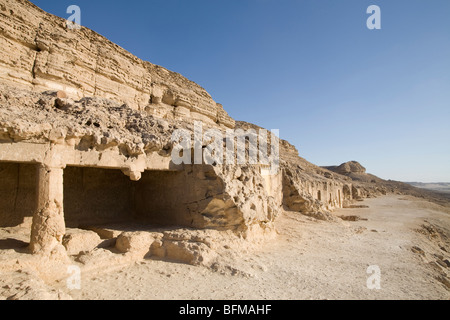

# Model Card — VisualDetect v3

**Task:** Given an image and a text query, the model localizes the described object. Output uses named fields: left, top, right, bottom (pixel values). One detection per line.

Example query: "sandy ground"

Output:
left=1, top=195, right=449, bottom=300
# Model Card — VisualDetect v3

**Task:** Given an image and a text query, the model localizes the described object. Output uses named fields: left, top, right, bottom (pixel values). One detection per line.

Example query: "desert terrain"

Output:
left=0, top=0, right=449, bottom=301
left=407, top=182, right=450, bottom=194
left=1, top=195, right=448, bottom=300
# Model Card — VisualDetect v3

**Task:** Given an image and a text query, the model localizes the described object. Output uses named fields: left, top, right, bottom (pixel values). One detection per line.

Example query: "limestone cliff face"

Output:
left=0, top=0, right=234, bottom=128
left=236, top=121, right=352, bottom=217
left=0, top=81, right=283, bottom=249
left=0, top=0, right=354, bottom=255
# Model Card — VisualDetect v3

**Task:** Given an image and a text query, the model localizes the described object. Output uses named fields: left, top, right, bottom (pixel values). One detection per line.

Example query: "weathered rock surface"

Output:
left=62, top=229, right=102, bottom=256
left=0, top=0, right=358, bottom=262
left=237, top=121, right=351, bottom=217
left=0, top=82, right=285, bottom=248
left=324, top=161, right=450, bottom=208
left=115, top=231, right=159, bottom=258
left=113, top=228, right=229, bottom=266
left=0, top=0, right=234, bottom=129
left=325, top=161, right=367, bottom=175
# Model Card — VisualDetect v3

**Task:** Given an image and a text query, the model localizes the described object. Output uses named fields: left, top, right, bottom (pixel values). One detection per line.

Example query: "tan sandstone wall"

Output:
left=0, top=162, right=37, bottom=227
left=0, top=0, right=234, bottom=128
left=0, top=1, right=358, bottom=255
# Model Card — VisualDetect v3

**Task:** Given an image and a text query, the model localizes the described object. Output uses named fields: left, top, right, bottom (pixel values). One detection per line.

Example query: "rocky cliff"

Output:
left=325, top=161, right=450, bottom=207
left=0, top=0, right=234, bottom=128
left=0, top=0, right=356, bottom=262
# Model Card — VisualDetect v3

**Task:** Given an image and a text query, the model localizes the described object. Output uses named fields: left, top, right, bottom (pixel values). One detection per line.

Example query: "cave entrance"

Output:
left=63, top=166, right=134, bottom=228
left=63, top=166, right=191, bottom=230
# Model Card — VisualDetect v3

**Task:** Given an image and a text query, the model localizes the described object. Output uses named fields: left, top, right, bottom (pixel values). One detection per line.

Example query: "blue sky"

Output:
left=30, top=0, right=450, bottom=182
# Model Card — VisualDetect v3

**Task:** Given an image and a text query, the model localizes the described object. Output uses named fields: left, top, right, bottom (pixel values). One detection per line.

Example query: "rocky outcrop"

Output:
left=323, top=161, right=450, bottom=208
left=0, top=0, right=353, bottom=263
left=325, top=161, right=367, bottom=175
left=0, top=0, right=234, bottom=128
left=0, top=82, right=282, bottom=253
left=236, top=121, right=352, bottom=218
left=62, top=229, right=102, bottom=256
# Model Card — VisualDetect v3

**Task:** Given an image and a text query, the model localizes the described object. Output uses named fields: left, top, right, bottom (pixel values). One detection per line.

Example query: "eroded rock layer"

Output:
left=0, top=0, right=234, bottom=128
left=0, top=0, right=354, bottom=264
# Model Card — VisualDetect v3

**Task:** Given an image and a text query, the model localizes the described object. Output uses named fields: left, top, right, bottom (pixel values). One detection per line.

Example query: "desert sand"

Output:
left=2, top=195, right=447, bottom=300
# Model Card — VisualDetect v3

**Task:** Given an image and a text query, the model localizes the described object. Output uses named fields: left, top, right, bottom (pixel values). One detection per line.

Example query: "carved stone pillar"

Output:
left=29, top=165, right=66, bottom=254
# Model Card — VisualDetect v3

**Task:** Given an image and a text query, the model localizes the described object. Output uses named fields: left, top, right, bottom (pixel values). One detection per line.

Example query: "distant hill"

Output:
left=322, top=161, right=450, bottom=208
left=406, top=182, right=450, bottom=194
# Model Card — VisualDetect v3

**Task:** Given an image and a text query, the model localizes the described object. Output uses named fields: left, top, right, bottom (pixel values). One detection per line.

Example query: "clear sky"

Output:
left=30, top=0, right=450, bottom=182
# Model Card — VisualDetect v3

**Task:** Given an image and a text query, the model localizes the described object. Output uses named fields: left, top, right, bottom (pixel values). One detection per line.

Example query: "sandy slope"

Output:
left=1, top=195, right=449, bottom=300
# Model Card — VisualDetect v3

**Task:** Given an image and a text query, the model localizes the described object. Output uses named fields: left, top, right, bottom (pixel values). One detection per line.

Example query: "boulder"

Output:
left=115, top=231, right=159, bottom=258
left=62, top=229, right=102, bottom=256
